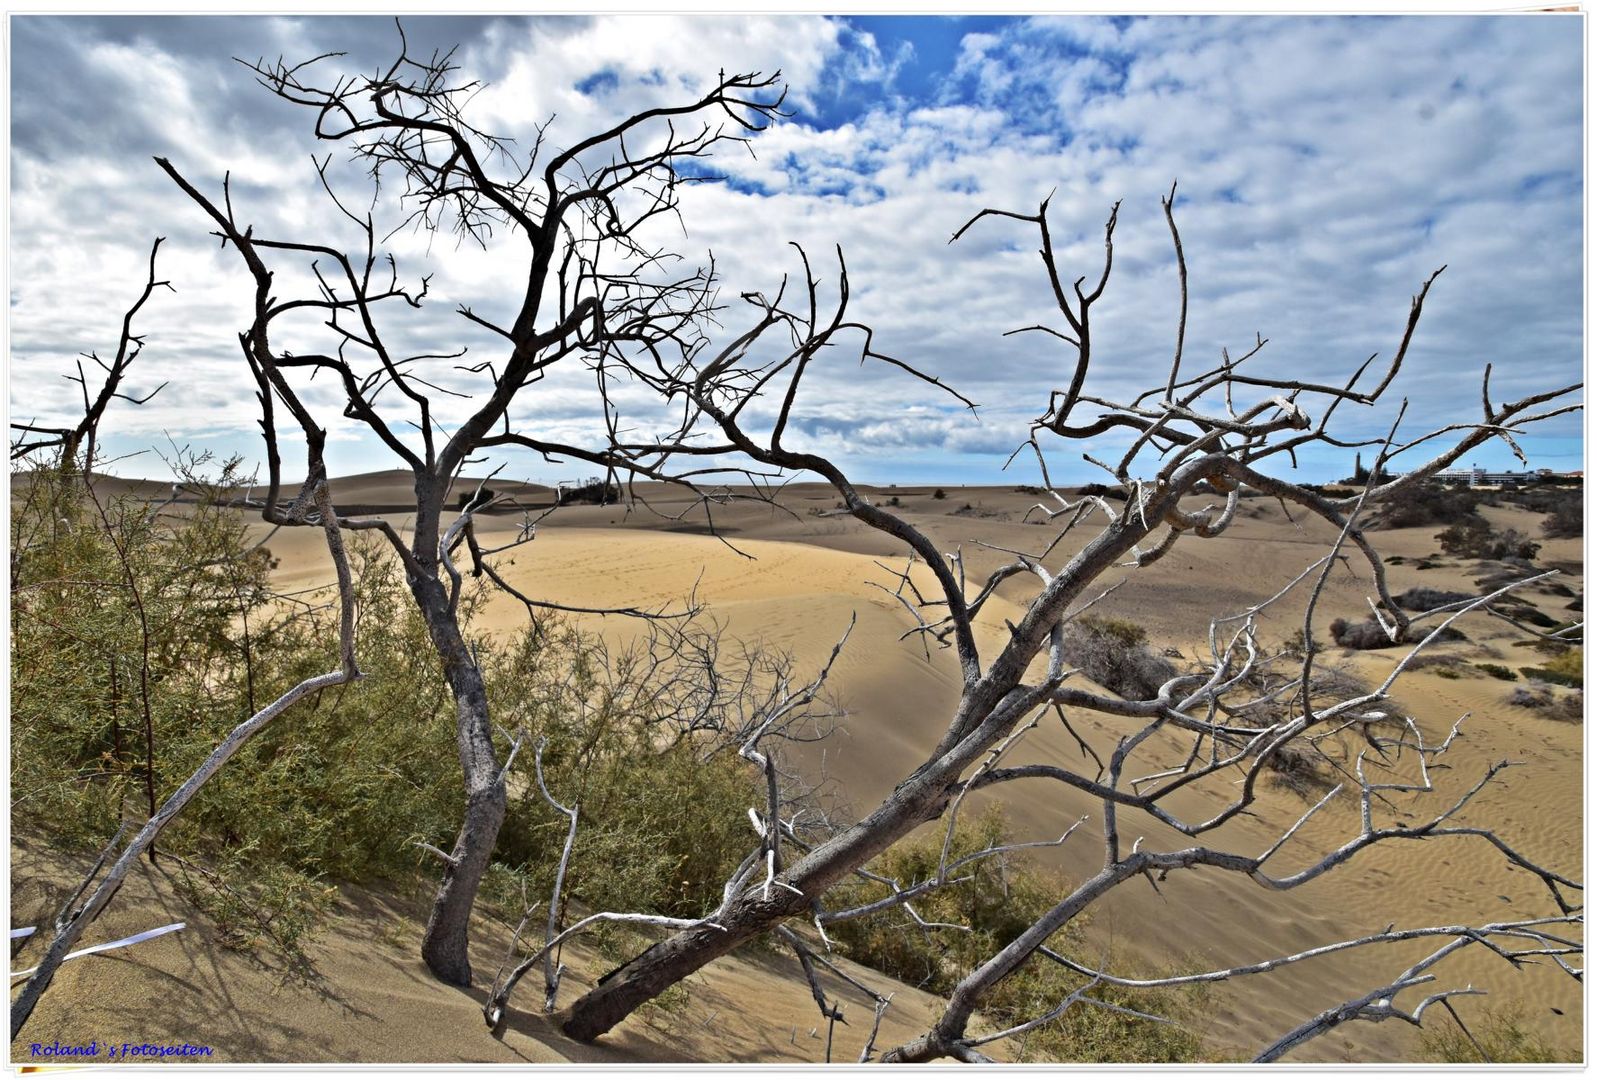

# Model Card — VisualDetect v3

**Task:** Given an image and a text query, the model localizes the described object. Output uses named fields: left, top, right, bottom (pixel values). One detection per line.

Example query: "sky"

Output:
left=7, top=12, right=1585, bottom=487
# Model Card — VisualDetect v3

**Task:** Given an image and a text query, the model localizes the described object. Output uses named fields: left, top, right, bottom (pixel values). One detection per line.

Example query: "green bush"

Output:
left=1520, top=649, right=1582, bottom=688
left=1519, top=668, right=1580, bottom=689
left=827, top=809, right=1208, bottom=1062
left=11, top=460, right=760, bottom=967
left=12, top=459, right=286, bottom=850
left=1420, top=1003, right=1571, bottom=1063
left=1475, top=663, right=1517, bottom=682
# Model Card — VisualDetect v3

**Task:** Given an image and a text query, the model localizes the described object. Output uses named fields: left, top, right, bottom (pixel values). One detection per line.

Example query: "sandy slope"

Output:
left=12, top=477, right=1583, bottom=1063
left=8, top=835, right=982, bottom=1065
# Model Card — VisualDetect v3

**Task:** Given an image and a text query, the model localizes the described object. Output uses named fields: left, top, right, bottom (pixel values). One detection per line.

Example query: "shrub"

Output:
left=1520, top=649, right=1582, bottom=689
left=1328, top=617, right=1397, bottom=650
left=933, top=487, right=947, bottom=500
left=1527, top=638, right=1574, bottom=656
left=1266, top=738, right=1335, bottom=797
left=1541, top=497, right=1582, bottom=539
left=1374, top=482, right=1483, bottom=529
left=1507, top=685, right=1551, bottom=709
left=170, top=853, right=334, bottom=979
left=1329, top=616, right=1464, bottom=651
left=1548, top=620, right=1583, bottom=642
left=1421, top=1003, right=1571, bottom=1063
left=1281, top=628, right=1317, bottom=660
left=1437, top=521, right=1541, bottom=561
left=1509, top=684, right=1582, bottom=721
left=1475, top=663, right=1517, bottom=682
left=1060, top=616, right=1176, bottom=700
left=1394, top=587, right=1473, bottom=612
left=1541, top=646, right=1581, bottom=679
left=12, top=458, right=285, bottom=850
left=11, top=465, right=761, bottom=966
left=1510, top=607, right=1560, bottom=629
left=954, top=503, right=1009, bottom=520
left=828, top=810, right=1208, bottom=1062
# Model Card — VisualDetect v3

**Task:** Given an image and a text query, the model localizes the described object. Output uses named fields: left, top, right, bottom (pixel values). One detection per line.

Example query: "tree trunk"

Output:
left=416, top=578, right=506, bottom=987
left=556, top=730, right=989, bottom=1041
left=421, top=768, right=505, bottom=986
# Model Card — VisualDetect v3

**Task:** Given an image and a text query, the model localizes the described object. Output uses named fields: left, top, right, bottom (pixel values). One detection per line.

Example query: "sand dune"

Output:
left=8, top=834, right=986, bottom=1065
left=13, top=477, right=1583, bottom=1062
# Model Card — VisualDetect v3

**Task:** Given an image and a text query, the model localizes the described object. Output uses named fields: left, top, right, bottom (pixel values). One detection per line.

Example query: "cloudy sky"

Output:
left=9, top=13, right=1584, bottom=486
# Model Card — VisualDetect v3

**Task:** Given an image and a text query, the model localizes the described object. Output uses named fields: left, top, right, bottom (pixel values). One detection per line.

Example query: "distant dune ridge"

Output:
left=10, top=474, right=1582, bottom=1063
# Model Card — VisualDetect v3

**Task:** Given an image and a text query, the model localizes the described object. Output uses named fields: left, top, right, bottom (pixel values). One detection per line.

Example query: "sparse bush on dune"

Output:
left=1265, top=737, right=1338, bottom=797
left=11, top=463, right=763, bottom=971
left=1438, top=520, right=1541, bottom=561
left=1502, top=605, right=1560, bottom=629
left=1507, top=683, right=1582, bottom=722
left=828, top=810, right=1209, bottom=1063
left=1540, top=497, right=1582, bottom=539
left=1328, top=617, right=1393, bottom=650
left=1329, top=615, right=1466, bottom=651
left=1421, top=1003, right=1571, bottom=1062
left=1393, top=587, right=1474, bottom=612
left=1281, top=627, right=1317, bottom=660
left=1059, top=615, right=1176, bottom=701
left=1373, top=481, right=1486, bottom=529
left=1519, top=648, right=1582, bottom=689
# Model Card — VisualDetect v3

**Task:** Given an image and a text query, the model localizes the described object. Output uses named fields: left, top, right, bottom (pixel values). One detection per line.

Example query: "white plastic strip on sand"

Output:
left=10, top=926, right=36, bottom=939
left=10, top=922, right=185, bottom=979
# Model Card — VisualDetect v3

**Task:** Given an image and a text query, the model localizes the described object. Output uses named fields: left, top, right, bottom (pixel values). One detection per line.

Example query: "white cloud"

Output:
left=8, top=14, right=1582, bottom=484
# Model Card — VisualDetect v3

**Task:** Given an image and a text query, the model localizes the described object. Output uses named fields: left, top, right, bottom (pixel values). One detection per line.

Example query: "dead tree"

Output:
left=155, top=27, right=790, bottom=986
left=516, top=187, right=1582, bottom=1056
left=9, top=238, right=172, bottom=471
